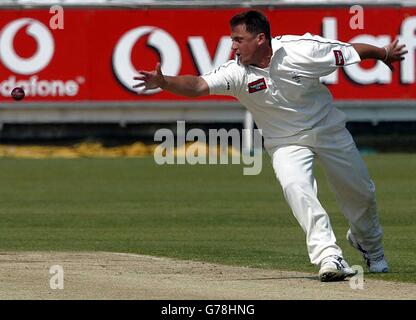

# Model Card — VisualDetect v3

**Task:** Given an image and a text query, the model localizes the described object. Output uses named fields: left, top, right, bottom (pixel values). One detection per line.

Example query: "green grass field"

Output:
left=0, top=154, right=415, bottom=283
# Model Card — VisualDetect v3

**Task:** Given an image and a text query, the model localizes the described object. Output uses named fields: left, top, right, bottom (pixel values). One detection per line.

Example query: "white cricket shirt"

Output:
left=201, top=33, right=361, bottom=149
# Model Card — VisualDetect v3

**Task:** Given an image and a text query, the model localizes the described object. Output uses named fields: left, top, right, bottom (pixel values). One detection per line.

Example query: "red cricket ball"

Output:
left=11, top=87, right=25, bottom=101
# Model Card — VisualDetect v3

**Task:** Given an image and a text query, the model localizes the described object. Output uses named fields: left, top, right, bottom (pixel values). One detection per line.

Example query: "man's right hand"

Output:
left=133, top=62, right=166, bottom=92
left=132, top=62, right=209, bottom=97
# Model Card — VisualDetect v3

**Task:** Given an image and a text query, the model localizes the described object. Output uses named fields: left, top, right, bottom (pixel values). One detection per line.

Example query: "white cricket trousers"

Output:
left=270, top=124, right=384, bottom=265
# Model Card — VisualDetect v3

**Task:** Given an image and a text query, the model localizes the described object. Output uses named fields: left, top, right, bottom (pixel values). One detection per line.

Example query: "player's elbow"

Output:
left=187, top=90, right=206, bottom=98
left=189, top=77, right=209, bottom=97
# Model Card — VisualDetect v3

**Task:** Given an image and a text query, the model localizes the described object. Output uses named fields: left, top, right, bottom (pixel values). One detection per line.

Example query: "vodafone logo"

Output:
left=0, top=18, right=84, bottom=98
left=0, top=18, right=54, bottom=75
left=112, top=26, right=181, bottom=95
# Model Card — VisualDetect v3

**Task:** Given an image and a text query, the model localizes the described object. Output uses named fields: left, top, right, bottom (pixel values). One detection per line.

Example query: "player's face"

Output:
left=231, top=24, right=262, bottom=66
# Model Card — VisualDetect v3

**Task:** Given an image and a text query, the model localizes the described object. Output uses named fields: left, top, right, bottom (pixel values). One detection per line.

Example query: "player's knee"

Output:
left=361, top=182, right=376, bottom=206
left=366, top=189, right=376, bottom=203
left=349, top=188, right=377, bottom=220
left=281, top=180, right=314, bottom=198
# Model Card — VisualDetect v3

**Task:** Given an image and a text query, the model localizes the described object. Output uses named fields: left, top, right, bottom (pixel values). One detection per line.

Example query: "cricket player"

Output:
left=133, top=10, right=407, bottom=282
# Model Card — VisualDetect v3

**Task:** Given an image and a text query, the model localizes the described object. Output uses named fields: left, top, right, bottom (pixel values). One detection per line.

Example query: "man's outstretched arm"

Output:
left=352, top=38, right=407, bottom=71
left=133, top=63, right=209, bottom=97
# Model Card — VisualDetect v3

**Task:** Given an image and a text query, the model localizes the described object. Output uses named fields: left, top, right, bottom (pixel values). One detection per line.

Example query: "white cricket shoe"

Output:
left=319, top=255, right=356, bottom=282
left=346, top=229, right=389, bottom=273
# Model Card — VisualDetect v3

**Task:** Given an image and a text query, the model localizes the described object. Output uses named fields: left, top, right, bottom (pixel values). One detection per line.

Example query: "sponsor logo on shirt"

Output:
left=333, top=50, right=345, bottom=66
left=248, top=78, right=267, bottom=93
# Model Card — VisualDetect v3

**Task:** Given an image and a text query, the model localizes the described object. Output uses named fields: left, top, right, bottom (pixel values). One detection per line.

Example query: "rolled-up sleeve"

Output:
left=201, top=60, right=243, bottom=96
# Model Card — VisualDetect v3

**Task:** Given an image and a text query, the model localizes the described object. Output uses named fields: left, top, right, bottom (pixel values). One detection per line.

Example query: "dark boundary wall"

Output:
left=1, top=122, right=416, bottom=152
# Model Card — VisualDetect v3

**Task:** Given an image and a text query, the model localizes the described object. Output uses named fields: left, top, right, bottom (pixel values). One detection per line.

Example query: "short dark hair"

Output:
left=230, top=10, right=271, bottom=44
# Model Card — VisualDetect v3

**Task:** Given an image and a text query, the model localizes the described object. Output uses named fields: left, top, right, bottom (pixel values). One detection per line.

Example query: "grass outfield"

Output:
left=0, top=154, right=415, bottom=283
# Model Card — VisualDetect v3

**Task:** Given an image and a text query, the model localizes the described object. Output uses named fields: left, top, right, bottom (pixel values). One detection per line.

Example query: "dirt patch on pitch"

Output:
left=0, top=251, right=414, bottom=300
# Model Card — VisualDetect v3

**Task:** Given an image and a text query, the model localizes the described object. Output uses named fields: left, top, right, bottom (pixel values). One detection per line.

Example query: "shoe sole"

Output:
left=319, top=269, right=355, bottom=282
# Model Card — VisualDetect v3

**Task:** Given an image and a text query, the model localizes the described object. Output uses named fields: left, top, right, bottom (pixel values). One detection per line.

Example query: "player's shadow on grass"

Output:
left=226, top=275, right=320, bottom=281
